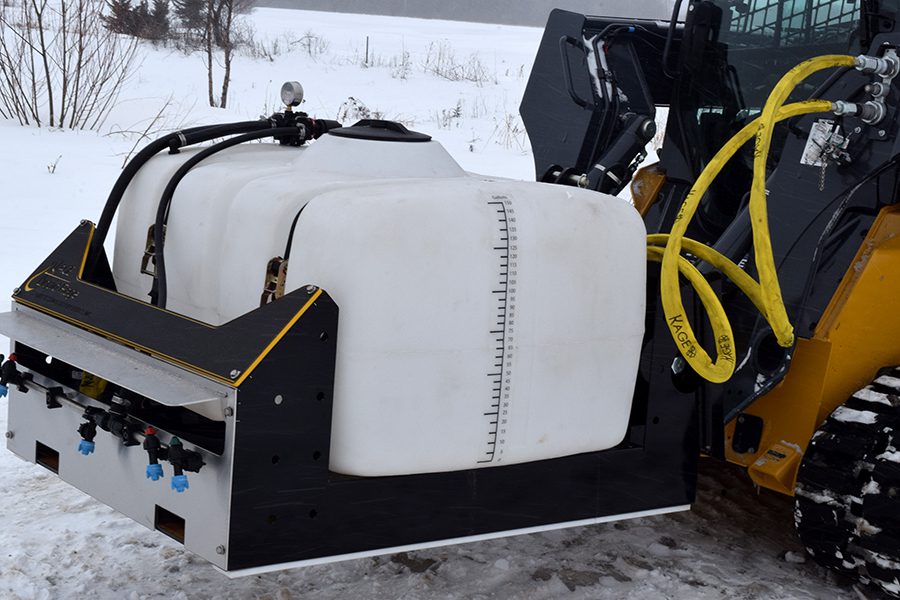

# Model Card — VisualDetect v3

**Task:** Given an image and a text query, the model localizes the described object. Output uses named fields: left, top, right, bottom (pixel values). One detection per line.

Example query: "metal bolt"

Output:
left=216, top=545, right=226, bottom=555
left=4, top=431, right=13, bottom=439
left=229, top=369, right=241, bottom=379
left=80, top=219, right=89, bottom=226
left=854, top=126, right=862, bottom=134
left=223, top=407, right=234, bottom=417
left=879, top=130, right=887, bottom=137
left=640, top=118, right=657, bottom=140
left=305, top=285, right=316, bottom=295
left=12, top=287, right=20, bottom=295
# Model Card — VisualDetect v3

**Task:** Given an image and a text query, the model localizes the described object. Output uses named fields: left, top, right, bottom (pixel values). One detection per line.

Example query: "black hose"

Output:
left=85, top=120, right=274, bottom=280
left=590, top=36, right=620, bottom=158
left=595, top=23, right=645, bottom=42
left=151, top=126, right=301, bottom=309
left=283, top=204, right=307, bottom=262
left=662, top=0, right=684, bottom=79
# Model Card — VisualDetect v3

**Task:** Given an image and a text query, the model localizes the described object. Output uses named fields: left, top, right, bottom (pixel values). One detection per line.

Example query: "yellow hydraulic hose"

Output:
left=654, top=54, right=856, bottom=383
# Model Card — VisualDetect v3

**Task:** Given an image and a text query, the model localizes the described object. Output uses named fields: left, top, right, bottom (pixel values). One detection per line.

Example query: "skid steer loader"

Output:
left=519, top=0, right=900, bottom=594
left=4, top=0, right=900, bottom=594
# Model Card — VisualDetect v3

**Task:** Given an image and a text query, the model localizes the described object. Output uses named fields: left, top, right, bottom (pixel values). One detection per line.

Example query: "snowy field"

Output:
left=0, top=7, right=888, bottom=600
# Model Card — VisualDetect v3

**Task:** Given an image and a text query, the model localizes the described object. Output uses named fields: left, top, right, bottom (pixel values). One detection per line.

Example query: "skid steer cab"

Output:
left=4, top=1, right=900, bottom=593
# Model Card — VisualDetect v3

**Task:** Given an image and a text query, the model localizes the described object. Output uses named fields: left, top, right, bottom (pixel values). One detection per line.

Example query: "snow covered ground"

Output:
left=0, top=7, right=888, bottom=600
left=0, top=419, right=878, bottom=600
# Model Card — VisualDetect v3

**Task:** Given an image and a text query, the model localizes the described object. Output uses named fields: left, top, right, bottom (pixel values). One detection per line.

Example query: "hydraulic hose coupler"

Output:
left=833, top=100, right=887, bottom=125
left=855, top=54, right=900, bottom=78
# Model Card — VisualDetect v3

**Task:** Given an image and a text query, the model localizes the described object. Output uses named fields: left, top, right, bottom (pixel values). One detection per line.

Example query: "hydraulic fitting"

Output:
left=860, top=101, right=887, bottom=125
left=832, top=100, right=887, bottom=125
left=833, top=100, right=858, bottom=116
left=866, top=82, right=889, bottom=99
left=855, top=53, right=900, bottom=77
left=849, top=50, right=900, bottom=124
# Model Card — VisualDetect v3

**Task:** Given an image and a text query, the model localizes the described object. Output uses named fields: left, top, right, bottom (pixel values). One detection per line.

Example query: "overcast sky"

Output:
left=253, top=1, right=676, bottom=26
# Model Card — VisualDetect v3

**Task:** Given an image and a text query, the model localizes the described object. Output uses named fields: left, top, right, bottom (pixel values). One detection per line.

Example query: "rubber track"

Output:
left=857, top=369, right=900, bottom=596
left=795, top=366, right=900, bottom=596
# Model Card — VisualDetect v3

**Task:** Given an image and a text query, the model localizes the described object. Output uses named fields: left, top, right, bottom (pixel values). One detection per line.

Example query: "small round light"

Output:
left=280, top=81, right=304, bottom=107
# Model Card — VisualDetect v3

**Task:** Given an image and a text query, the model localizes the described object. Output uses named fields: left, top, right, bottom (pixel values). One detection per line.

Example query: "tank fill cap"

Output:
left=329, top=119, right=431, bottom=142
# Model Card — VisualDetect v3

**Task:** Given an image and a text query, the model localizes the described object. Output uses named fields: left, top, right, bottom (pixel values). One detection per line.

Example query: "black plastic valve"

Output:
left=143, top=426, right=165, bottom=481
left=167, top=436, right=204, bottom=493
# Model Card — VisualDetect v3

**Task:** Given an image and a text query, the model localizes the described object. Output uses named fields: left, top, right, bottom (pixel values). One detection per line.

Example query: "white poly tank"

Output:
left=112, top=124, right=647, bottom=477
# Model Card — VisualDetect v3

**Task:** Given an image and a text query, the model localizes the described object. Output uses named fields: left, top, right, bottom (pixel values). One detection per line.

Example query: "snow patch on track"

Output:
left=877, top=449, right=900, bottom=464
left=856, top=387, right=894, bottom=406
left=833, top=406, right=880, bottom=425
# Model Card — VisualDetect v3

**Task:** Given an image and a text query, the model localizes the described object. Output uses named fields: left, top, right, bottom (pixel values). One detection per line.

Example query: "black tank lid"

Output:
left=328, top=119, right=432, bottom=142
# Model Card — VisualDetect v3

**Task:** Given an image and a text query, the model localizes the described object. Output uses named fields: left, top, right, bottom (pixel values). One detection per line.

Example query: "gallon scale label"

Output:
left=482, top=195, right=517, bottom=464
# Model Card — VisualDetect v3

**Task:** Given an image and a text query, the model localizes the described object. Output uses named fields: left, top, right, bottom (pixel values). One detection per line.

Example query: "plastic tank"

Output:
left=113, top=123, right=647, bottom=477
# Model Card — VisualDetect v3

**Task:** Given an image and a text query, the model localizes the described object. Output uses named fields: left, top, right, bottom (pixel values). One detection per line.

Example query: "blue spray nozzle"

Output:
left=77, top=440, right=95, bottom=456
left=146, top=463, right=164, bottom=481
left=171, top=474, right=189, bottom=493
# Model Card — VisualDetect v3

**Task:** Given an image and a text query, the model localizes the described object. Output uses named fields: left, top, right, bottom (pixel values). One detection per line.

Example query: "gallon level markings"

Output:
left=481, top=196, right=517, bottom=464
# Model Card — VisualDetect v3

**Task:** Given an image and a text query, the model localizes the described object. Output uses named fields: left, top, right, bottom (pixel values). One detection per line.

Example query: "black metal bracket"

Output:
left=732, top=413, right=764, bottom=454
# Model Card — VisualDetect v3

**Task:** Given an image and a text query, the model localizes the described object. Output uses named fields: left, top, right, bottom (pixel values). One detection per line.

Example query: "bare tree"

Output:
left=169, top=0, right=247, bottom=108
left=200, top=0, right=249, bottom=108
left=215, top=0, right=233, bottom=107
left=205, top=0, right=214, bottom=105
left=0, top=0, right=139, bottom=130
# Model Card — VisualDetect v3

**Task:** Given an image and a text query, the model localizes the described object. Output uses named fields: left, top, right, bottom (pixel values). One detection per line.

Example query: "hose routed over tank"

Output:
left=148, top=122, right=338, bottom=308
left=83, top=84, right=341, bottom=290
